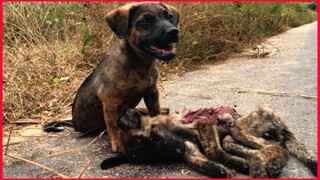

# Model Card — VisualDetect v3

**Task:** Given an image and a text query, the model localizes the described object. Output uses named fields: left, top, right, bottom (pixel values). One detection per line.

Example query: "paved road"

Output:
left=3, top=22, right=317, bottom=178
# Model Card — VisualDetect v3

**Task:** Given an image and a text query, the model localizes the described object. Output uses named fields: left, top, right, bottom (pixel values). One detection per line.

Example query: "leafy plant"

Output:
left=52, top=76, right=70, bottom=86
left=307, top=2, right=317, bottom=11
left=81, top=24, right=94, bottom=54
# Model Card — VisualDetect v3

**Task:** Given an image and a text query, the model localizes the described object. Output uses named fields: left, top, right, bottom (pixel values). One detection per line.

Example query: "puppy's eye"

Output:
left=140, top=19, right=150, bottom=24
left=167, top=14, right=173, bottom=23
left=137, top=18, right=152, bottom=28
left=163, top=10, right=173, bottom=23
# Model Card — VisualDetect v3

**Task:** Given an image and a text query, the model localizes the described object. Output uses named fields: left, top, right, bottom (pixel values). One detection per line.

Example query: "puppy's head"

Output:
left=105, top=3, right=180, bottom=61
left=117, top=108, right=185, bottom=163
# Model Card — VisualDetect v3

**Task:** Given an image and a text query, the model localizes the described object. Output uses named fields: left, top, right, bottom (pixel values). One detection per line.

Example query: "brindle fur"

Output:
left=101, top=107, right=186, bottom=168
left=228, top=108, right=317, bottom=177
left=102, top=107, right=317, bottom=178
left=222, top=135, right=289, bottom=177
left=181, top=108, right=317, bottom=177
left=103, top=108, right=248, bottom=177
left=44, top=3, right=180, bottom=152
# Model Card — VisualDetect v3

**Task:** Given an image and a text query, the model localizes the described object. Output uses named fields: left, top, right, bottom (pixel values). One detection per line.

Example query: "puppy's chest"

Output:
left=117, top=73, right=156, bottom=93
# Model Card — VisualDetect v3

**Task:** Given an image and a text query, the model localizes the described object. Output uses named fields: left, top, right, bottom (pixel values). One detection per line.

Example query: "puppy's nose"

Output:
left=165, top=27, right=179, bottom=37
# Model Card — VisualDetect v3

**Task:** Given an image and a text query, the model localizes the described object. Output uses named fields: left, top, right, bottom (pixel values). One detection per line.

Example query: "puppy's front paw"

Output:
left=111, top=140, right=119, bottom=152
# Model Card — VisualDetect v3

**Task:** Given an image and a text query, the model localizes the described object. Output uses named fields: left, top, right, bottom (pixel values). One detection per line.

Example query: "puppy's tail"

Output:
left=284, top=128, right=317, bottom=176
left=43, top=120, right=73, bottom=132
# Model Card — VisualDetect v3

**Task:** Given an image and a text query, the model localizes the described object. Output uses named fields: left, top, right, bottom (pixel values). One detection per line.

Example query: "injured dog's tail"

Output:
left=100, top=155, right=128, bottom=169
left=283, top=128, right=317, bottom=176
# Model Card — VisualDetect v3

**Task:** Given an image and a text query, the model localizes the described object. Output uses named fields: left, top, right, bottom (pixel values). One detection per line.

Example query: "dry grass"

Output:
left=3, top=3, right=117, bottom=124
left=3, top=2, right=317, bottom=126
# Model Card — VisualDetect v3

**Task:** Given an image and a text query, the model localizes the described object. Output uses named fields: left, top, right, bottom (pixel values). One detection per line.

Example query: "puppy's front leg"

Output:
left=103, top=102, right=121, bottom=152
left=144, top=85, right=160, bottom=116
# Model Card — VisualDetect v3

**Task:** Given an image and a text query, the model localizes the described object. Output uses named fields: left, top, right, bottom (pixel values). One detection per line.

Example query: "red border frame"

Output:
left=1, top=1, right=318, bottom=179
left=1, top=0, right=319, bottom=2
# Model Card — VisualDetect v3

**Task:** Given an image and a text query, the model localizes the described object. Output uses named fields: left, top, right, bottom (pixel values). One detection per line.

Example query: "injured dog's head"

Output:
left=232, top=107, right=317, bottom=177
left=101, top=108, right=185, bottom=169
left=234, top=108, right=288, bottom=145
left=105, top=2, right=180, bottom=61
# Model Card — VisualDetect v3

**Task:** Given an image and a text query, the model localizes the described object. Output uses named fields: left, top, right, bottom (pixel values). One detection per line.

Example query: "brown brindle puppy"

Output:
left=44, top=3, right=180, bottom=152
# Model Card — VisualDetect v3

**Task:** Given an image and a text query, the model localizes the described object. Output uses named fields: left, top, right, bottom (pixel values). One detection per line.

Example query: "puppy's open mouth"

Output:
left=149, top=44, right=175, bottom=55
left=145, top=43, right=176, bottom=61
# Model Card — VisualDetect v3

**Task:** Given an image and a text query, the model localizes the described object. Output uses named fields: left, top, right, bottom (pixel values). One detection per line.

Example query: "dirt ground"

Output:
left=2, top=22, right=317, bottom=178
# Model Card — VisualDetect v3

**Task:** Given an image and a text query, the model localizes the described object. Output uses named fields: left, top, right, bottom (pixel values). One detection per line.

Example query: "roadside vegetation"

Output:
left=3, top=2, right=317, bottom=125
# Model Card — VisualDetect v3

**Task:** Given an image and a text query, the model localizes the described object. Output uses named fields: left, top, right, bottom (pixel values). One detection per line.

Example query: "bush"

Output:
left=307, top=2, right=317, bottom=11
left=279, top=3, right=318, bottom=27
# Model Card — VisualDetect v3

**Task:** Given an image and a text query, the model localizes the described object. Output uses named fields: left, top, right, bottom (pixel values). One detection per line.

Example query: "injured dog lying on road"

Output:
left=101, top=107, right=317, bottom=178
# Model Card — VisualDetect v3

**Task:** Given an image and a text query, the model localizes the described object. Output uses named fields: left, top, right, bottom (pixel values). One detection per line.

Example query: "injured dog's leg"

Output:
left=261, top=145, right=289, bottom=178
left=184, top=141, right=234, bottom=178
left=222, top=135, right=289, bottom=178
left=134, top=106, right=170, bottom=116
left=222, top=135, right=268, bottom=178
left=283, top=127, right=318, bottom=176
left=230, top=127, right=268, bottom=149
left=195, top=120, right=249, bottom=175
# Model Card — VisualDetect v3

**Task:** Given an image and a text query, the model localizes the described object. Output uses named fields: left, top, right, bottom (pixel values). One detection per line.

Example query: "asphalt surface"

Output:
left=3, top=22, right=318, bottom=178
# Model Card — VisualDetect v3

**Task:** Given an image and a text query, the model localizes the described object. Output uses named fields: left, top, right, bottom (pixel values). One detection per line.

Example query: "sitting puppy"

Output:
left=43, top=2, right=180, bottom=153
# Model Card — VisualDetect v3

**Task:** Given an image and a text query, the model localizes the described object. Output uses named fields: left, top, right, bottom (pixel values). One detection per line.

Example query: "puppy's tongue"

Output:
left=150, top=44, right=175, bottom=55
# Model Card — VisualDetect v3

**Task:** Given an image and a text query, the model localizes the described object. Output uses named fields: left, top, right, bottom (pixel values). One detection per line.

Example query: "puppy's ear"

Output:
left=162, top=3, right=180, bottom=26
left=105, top=3, right=139, bottom=38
